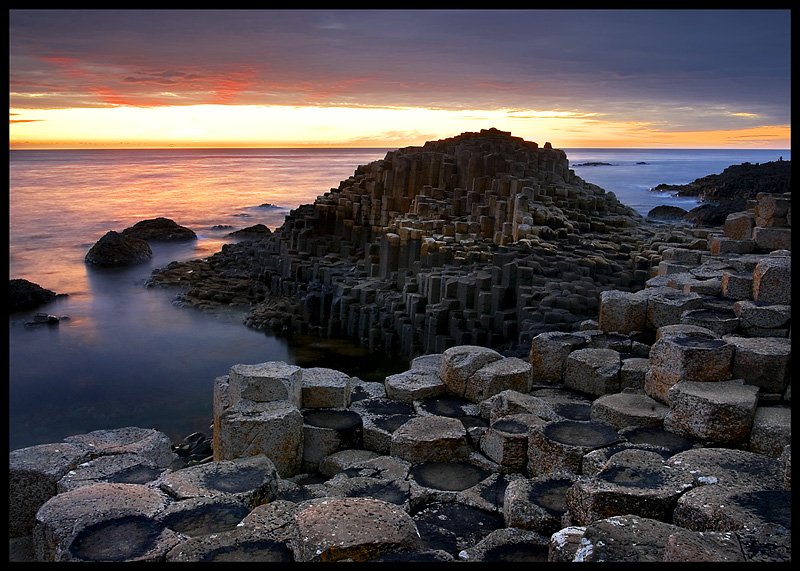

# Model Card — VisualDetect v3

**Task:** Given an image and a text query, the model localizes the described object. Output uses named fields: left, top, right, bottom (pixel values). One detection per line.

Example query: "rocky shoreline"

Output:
left=9, top=130, right=791, bottom=562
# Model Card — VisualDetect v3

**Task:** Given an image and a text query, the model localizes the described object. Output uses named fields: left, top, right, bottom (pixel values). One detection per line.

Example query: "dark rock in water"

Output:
left=258, top=203, right=281, bottom=209
left=654, top=160, right=791, bottom=202
left=647, top=205, right=688, bottom=220
left=683, top=198, right=748, bottom=227
left=85, top=230, right=153, bottom=267
left=9, top=278, right=66, bottom=312
left=121, top=217, right=197, bottom=242
left=575, top=162, right=613, bottom=166
left=227, top=224, right=272, bottom=239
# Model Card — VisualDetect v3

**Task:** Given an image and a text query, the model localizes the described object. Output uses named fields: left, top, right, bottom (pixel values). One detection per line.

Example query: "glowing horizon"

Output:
left=9, top=104, right=791, bottom=150
left=10, top=11, right=790, bottom=151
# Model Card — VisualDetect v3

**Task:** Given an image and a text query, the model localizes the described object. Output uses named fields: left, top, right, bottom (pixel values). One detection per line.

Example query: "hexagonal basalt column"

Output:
left=390, top=415, right=471, bottom=464
left=301, top=409, right=363, bottom=473
left=645, top=335, right=734, bottom=404
left=503, top=471, right=577, bottom=535
left=300, top=367, right=352, bottom=409
left=227, top=361, right=302, bottom=407
left=33, top=482, right=177, bottom=562
left=440, top=345, right=503, bottom=398
left=527, top=420, right=624, bottom=477
left=598, top=289, right=648, bottom=335
left=464, top=356, right=532, bottom=403
left=479, top=414, right=542, bottom=472
left=664, top=380, right=759, bottom=445
left=563, top=348, right=621, bottom=397
left=646, top=289, right=704, bottom=330
left=722, top=335, right=791, bottom=395
left=215, top=400, right=303, bottom=477
left=566, top=449, right=695, bottom=525
left=528, top=331, right=585, bottom=383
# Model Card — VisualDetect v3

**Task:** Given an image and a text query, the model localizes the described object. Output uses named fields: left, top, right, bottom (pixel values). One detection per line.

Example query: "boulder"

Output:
left=9, top=279, right=65, bottom=312
left=121, top=217, right=197, bottom=241
left=84, top=230, right=152, bottom=267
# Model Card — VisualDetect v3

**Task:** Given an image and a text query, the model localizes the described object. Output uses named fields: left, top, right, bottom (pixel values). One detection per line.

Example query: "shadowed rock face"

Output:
left=85, top=230, right=152, bottom=267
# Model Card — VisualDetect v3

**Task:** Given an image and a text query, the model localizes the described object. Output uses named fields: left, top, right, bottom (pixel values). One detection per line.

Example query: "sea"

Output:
left=8, top=146, right=789, bottom=451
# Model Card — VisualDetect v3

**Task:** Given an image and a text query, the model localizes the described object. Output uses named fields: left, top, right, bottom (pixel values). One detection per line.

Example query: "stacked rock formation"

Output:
left=148, top=129, right=654, bottom=357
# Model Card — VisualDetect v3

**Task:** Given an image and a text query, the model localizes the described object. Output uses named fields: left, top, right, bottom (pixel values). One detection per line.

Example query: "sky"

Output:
left=9, top=9, right=791, bottom=149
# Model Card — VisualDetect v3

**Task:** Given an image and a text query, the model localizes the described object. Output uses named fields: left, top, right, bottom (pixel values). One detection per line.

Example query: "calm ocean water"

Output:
left=8, top=146, right=789, bottom=451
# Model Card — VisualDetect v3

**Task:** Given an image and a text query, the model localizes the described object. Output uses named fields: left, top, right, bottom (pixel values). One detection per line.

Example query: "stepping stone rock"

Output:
left=214, top=400, right=303, bottom=477
left=165, top=526, right=293, bottom=562
left=563, top=348, right=621, bottom=397
left=384, top=369, right=445, bottom=404
left=645, top=289, right=704, bottom=330
left=440, top=345, right=503, bottom=398
left=159, top=454, right=279, bottom=508
left=528, top=331, right=585, bottom=382
left=157, top=496, right=251, bottom=537
left=664, top=380, right=759, bottom=445
left=300, top=367, right=352, bottom=409
left=748, top=406, right=792, bottom=457
left=645, top=335, right=734, bottom=404
left=478, top=389, right=561, bottom=424
left=317, top=449, right=381, bottom=478
left=566, top=449, right=695, bottom=525
left=291, top=497, right=422, bottom=562
left=57, top=452, right=165, bottom=492
left=349, top=397, right=416, bottom=455
left=301, top=408, right=363, bottom=473
left=227, top=361, right=302, bottom=407
left=457, top=527, right=551, bottom=562
left=598, top=289, right=647, bottom=334
left=673, top=485, right=791, bottom=533
left=480, top=414, right=541, bottom=472
left=722, top=335, right=791, bottom=394
left=680, top=308, right=739, bottom=336
left=575, top=515, right=698, bottom=562
left=9, top=442, right=90, bottom=537
left=503, top=471, right=576, bottom=535
left=64, top=426, right=175, bottom=469
left=752, top=256, right=791, bottom=304
left=412, top=501, right=503, bottom=557
left=464, top=356, right=532, bottom=403
left=390, top=415, right=470, bottom=464
left=33, top=482, right=175, bottom=562
left=589, top=391, right=669, bottom=430
left=527, top=420, right=623, bottom=477
left=666, top=447, right=785, bottom=490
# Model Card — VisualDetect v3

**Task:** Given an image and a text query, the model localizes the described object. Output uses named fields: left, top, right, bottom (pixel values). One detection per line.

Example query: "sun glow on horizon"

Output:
left=9, top=104, right=791, bottom=150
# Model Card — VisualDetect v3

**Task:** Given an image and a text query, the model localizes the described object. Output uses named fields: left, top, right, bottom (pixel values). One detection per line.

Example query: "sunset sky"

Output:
left=9, top=9, right=791, bottom=149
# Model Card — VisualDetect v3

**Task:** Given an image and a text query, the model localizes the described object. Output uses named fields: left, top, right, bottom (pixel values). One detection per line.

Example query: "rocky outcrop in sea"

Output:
left=147, top=129, right=662, bottom=358
left=9, top=133, right=791, bottom=562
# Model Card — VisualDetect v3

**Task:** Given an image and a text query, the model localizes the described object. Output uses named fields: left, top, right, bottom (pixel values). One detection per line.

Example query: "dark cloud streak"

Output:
left=9, top=9, right=791, bottom=131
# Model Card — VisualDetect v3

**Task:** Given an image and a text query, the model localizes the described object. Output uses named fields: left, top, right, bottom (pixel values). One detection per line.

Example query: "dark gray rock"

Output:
left=121, top=217, right=197, bottom=242
left=9, top=278, right=66, bottom=312
left=85, top=230, right=152, bottom=267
